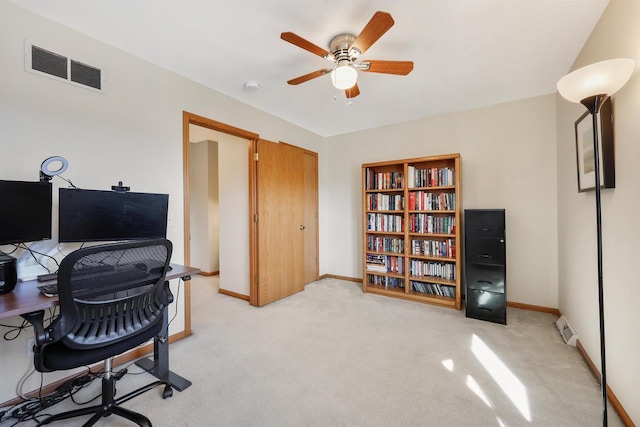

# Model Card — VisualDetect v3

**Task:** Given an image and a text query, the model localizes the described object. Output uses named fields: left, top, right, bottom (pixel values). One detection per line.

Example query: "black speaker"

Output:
left=0, top=254, right=17, bottom=294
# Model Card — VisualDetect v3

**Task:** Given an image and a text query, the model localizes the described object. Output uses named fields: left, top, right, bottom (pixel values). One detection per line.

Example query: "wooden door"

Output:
left=303, top=151, right=318, bottom=284
left=256, top=140, right=305, bottom=306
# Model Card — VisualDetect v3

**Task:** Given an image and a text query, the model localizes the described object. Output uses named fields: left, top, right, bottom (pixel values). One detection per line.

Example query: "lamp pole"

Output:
left=580, top=94, right=609, bottom=426
left=557, top=58, right=635, bottom=427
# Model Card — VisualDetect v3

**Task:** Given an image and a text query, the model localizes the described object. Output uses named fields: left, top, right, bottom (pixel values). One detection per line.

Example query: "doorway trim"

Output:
left=182, top=111, right=259, bottom=334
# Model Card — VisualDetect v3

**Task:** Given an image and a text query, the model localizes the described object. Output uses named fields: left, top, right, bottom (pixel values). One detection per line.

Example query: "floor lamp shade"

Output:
left=557, top=58, right=635, bottom=102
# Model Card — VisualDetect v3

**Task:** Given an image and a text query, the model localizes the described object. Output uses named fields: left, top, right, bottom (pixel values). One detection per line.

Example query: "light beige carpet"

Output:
left=4, top=276, right=623, bottom=426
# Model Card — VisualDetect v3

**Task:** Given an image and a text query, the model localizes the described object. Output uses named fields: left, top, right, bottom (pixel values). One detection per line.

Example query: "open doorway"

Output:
left=188, top=124, right=252, bottom=298
left=182, top=112, right=319, bottom=329
left=182, top=112, right=258, bottom=334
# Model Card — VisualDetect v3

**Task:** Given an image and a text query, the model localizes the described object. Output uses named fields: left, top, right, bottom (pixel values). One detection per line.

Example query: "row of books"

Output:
left=365, top=168, right=403, bottom=190
left=407, top=166, right=455, bottom=188
left=367, top=274, right=405, bottom=289
left=367, top=213, right=404, bottom=233
left=409, top=214, right=456, bottom=234
left=367, top=236, right=404, bottom=254
left=367, top=193, right=404, bottom=211
left=411, top=238, right=456, bottom=258
left=411, top=281, right=455, bottom=298
left=408, top=191, right=455, bottom=211
left=365, top=254, right=404, bottom=274
left=409, top=260, right=456, bottom=280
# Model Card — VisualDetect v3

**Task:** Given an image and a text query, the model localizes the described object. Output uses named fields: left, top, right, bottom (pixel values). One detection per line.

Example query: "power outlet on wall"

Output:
left=26, top=337, right=35, bottom=357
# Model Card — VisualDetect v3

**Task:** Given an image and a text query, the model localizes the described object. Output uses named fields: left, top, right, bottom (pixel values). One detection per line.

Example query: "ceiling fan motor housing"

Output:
left=329, top=33, right=357, bottom=63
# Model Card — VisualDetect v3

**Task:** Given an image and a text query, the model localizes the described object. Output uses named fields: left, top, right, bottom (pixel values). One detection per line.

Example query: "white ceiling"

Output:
left=10, top=0, right=609, bottom=137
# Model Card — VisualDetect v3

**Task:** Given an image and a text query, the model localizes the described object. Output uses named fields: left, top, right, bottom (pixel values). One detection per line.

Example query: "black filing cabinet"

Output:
left=464, top=209, right=506, bottom=324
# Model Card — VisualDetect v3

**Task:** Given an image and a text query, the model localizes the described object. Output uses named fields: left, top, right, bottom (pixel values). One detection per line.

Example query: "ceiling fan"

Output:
left=281, top=11, right=414, bottom=99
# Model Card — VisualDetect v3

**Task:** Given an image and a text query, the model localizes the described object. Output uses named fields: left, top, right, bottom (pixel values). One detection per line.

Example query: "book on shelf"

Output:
left=410, top=191, right=455, bottom=211
left=411, top=238, right=455, bottom=258
left=410, top=281, right=455, bottom=298
left=368, top=274, right=405, bottom=289
left=366, top=264, right=387, bottom=273
left=367, top=236, right=405, bottom=254
left=409, top=214, right=455, bottom=234
left=407, top=166, right=455, bottom=188
left=409, top=259, right=456, bottom=281
left=367, top=213, right=405, bottom=233
left=365, top=168, right=404, bottom=190
left=367, top=193, right=404, bottom=211
left=365, top=254, right=404, bottom=274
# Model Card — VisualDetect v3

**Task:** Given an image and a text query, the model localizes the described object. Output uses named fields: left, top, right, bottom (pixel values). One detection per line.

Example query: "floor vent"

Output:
left=555, top=315, right=577, bottom=346
left=25, top=41, right=105, bottom=93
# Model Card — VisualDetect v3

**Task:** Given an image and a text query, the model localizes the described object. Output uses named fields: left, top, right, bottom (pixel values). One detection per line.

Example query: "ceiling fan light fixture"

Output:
left=331, top=64, right=358, bottom=90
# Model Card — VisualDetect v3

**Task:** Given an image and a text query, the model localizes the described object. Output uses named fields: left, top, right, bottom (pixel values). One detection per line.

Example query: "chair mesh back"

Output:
left=56, top=239, right=173, bottom=349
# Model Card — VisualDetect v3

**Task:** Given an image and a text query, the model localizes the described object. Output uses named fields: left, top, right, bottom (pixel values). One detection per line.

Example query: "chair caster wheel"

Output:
left=162, top=385, right=173, bottom=399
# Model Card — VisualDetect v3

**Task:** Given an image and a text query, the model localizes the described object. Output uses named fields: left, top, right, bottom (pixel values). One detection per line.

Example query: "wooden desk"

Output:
left=0, top=264, right=197, bottom=319
left=0, top=263, right=199, bottom=392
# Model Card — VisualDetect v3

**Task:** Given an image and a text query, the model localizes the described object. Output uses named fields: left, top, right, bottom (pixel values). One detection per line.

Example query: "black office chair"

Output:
left=23, top=239, right=175, bottom=427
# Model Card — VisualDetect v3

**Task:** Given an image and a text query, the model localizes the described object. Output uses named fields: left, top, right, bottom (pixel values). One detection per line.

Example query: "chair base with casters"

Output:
left=36, top=357, right=173, bottom=427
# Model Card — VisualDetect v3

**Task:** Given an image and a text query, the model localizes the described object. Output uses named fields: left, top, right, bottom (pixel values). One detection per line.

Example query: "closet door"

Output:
left=256, top=140, right=305, bottom=306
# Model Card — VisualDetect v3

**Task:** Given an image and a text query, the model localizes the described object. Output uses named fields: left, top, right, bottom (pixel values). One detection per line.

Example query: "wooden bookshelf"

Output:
left=362, top=154, right=462, bottom=310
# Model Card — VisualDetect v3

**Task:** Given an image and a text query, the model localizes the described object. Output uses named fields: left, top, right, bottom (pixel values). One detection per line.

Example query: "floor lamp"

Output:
left=557, top=58, right=635, bottom=427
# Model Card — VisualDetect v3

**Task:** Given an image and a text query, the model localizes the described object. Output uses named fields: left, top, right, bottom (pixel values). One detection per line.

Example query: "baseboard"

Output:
left=321, top=278, right=560, bottom=317
left=1, top=330, right=188, bottom=408
left=319, top=274, right=362, bottom=283
left=575, top=340, right=635, bottom=426
left=506, top=301, right=560, bottom=316
left=199, top=271, right=219, bottom=276
left=218, top=288, right=250, bottom=301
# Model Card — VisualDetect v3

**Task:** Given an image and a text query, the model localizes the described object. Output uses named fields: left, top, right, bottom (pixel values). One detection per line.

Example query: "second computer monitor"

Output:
left=58, top=188, right=169, bottom=243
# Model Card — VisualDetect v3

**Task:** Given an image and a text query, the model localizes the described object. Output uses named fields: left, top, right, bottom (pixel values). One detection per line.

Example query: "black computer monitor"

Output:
left=58, top=188, right=169, bottom=243
left=0, top=180, right=52, bottom=245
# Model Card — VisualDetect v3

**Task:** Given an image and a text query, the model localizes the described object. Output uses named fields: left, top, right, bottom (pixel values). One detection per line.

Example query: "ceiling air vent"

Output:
left=25, top=41, right=105, bottom=93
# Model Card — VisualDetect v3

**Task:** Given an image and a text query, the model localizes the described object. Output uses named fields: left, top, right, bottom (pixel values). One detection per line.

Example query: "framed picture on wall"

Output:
left=574, top=97, right=615, bottom=192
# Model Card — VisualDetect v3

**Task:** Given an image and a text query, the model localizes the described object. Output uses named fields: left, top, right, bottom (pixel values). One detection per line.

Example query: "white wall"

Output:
left=556, top=1, right=640, bottom=423
left=0, top=2, right=323, bottom=403
left=322, top=95, right=559, bottom=308
left=218, top=134, right=250, bottom=296
left=189, top=138, right=219, bottom=273
left=208, top=140, right=220, bottom=272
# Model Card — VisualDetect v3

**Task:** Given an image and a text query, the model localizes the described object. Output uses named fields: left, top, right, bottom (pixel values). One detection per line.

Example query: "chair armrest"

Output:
left=21, top=310, right=49, bottom=345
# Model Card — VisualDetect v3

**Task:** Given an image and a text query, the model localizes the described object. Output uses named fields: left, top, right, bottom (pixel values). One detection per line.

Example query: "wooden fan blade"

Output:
left=345, top=84, right=360, bottom=98
left=350, top=11, right=395, bottom=56
left=281, top=32, right=333, bottom=59
left=361, top=60, right=413, bottom=75
left=287, top=69, right=331, bottom=85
